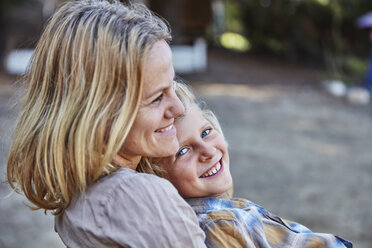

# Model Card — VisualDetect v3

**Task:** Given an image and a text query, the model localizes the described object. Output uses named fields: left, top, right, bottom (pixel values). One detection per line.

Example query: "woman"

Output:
left=6, top=0, right=206, bottom=247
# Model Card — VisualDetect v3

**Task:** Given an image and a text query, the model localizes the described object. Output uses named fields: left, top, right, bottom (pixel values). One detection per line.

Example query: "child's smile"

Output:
left=200, top=158, right=223, bottom=178
left=159, top=104, right=233, bottom=198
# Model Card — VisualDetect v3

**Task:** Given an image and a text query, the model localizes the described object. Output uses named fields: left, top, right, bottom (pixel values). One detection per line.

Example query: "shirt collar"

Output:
left=186, top=197, right=249, bottom=214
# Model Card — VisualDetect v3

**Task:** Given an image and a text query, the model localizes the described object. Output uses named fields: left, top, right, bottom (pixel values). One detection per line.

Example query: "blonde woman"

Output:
left=6, top=1, right=206, bottom=247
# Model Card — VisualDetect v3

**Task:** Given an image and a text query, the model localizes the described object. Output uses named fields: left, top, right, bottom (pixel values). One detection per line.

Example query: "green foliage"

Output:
left=344, top=56, right=368, bottom=75
left=223, top=0, right=372, bottom=82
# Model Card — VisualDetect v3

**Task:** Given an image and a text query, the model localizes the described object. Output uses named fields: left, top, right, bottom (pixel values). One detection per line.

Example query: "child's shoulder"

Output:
left=205, top=209, right=239, bottom=222
left=194, top=198, right=262, bottom=224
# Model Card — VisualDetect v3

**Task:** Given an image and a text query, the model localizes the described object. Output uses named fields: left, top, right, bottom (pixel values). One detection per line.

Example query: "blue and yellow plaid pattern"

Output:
left=187, top=197, right=352, bottom=248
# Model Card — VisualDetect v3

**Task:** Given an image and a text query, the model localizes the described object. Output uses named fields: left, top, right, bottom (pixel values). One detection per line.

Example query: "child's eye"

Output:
left=152, top=93, right=163, bottom=103
left=176, top=147, right=188, bottom=157
left=201, top=128, right=212, bottom=138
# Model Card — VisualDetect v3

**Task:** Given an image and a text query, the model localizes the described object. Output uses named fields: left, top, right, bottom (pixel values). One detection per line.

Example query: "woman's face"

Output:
left=159, top=105, right=233, bottom=198
left=121, top=40, right=185, bottom=161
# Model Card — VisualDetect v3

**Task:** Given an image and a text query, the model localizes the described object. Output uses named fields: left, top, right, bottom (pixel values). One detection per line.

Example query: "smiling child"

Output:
left=139, top=83, right=352, bottom=248
left=157, top=102, right=233, bottom=199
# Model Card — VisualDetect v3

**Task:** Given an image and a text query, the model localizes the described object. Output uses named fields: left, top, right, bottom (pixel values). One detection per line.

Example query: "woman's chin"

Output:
left=152, top=138, right=179, bottom=157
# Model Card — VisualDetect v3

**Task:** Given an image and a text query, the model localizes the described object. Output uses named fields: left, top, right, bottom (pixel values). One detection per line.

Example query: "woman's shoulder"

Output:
left=56, top=168, right=206, bottom=247
left=90, top=168, right=206, bottom=245
left=98, top=167, right=176, bottom=193
left=84, top=168, right=181, bottom=207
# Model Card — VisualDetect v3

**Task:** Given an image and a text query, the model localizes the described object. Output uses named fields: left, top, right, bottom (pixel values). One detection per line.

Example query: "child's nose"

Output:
left=199, top=143, right=216, bottom=162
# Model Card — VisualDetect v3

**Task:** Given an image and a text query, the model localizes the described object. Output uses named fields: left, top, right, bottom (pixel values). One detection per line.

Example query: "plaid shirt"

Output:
left=187, top=197, right=352, bottom=248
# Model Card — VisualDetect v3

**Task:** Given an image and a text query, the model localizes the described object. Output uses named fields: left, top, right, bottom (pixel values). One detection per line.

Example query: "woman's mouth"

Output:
left=155, top=124, right=174, bottom=134
left=200, top=159, right=224, bottom=178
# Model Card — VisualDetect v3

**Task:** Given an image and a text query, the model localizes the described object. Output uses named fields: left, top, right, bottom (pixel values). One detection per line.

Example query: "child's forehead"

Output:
left=174, top=105, right=209, bottom=139
left=178, top=105, right=207, bottom=125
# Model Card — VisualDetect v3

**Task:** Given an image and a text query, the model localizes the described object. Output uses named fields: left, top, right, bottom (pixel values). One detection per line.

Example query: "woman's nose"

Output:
left=199, top=143, right=216, bottom=162
left=165, top=89, right=185, bottom=119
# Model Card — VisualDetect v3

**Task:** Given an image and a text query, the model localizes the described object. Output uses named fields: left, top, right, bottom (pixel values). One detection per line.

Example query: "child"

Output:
left=140, top=83, right=353, bottom=248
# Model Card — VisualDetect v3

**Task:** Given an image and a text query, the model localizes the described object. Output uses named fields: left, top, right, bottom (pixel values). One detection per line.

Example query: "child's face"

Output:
left=158, top=105, right=233, bottom=198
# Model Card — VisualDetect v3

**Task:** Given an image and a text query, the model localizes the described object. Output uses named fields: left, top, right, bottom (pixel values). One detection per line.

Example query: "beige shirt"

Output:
left=55, top=168, right=206, bottom=248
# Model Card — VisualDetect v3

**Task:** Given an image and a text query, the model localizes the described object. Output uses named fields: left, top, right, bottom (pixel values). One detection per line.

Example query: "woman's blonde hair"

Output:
left=7, top=0, right=171, bottom=215
left=137, top=82, right=225, bottom=176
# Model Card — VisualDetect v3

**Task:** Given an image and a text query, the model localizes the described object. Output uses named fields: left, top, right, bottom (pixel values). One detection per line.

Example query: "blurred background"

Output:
left=0, top=0, right=371, bottom=247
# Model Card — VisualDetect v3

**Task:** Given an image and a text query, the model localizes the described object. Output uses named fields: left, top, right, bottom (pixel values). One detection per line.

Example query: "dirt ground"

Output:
left=1, top=50, right=371, bottom=247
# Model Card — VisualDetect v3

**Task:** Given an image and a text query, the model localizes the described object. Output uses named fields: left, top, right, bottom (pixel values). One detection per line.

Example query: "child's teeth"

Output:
left=202, top=162, right=222, bottom=178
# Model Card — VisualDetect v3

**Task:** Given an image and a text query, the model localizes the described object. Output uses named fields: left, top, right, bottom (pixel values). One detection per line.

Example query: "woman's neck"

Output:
left=112, top=153, right=141, bottom=170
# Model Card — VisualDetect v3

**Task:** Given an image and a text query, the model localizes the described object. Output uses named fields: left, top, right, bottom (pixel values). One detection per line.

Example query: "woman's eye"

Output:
left=152, top=93, right=163, bottom=103
left=201, top=128, right=211, bottom=138
left=176, top=147, right=188, bottom=157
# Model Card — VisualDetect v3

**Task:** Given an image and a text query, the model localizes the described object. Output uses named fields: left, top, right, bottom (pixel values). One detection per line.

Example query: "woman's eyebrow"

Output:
left=145, top=85, right=167, bottom=99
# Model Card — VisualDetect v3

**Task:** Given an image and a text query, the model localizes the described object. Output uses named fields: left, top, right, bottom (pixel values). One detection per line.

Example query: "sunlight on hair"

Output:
left=220, top=32, right=251, bottom=52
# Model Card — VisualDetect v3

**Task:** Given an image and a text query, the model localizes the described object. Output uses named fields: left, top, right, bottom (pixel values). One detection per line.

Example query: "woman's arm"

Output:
left=101, top=172, right=206, bottom=247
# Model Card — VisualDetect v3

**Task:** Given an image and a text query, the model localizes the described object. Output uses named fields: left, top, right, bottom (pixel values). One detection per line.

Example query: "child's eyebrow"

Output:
left=176, top=115, right=211, bottom=146
left=178, top=136, right=190, bottom=147
left=175, top=115, right=186, bottom=121
left=201, top=120, right=212, bottom=129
